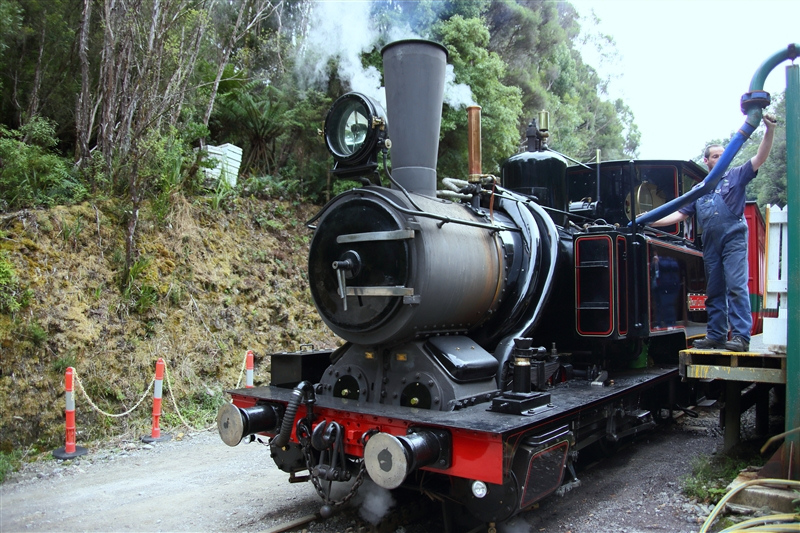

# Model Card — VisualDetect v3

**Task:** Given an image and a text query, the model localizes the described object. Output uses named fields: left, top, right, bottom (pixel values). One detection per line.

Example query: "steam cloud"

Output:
left=498, top=516, right=530, bottom=533
left=444, top=63, right=477, bottom=108
left=297, top=0, right=475, bottom=109
left=354, top=480, right=396, bottom=525
left=297, top=1, right=382, bottom=103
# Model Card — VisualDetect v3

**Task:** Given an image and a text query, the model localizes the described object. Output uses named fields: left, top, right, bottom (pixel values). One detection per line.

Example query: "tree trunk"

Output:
left=22, top=22, right=47, bottom=139
left=202, top=0, right=279, bottom=128
left=123, top=146, right=141, bottom=285
left=99, top=0, right=120, bottom=173
left=75, top=0, right=93, bottom=170
left=202, top=1, right=247, bottom=128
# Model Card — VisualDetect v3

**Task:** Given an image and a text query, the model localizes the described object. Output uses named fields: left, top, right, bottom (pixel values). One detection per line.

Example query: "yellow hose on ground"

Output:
left=718, top=513, right=800, bottom=532
left=699, top=478, right=800, bottom=533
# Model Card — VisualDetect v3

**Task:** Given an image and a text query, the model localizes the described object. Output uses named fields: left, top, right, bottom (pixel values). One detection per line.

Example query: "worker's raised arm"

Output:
left=750, top=115, right=777, bottom=171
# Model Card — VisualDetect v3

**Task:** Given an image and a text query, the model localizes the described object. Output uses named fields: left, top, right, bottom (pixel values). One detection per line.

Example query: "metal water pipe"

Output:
left=784, top=58, right=799, bottom=480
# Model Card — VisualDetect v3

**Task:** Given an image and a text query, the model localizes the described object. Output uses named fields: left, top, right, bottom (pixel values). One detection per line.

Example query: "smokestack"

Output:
left=381, top=40, right=448, bottom=197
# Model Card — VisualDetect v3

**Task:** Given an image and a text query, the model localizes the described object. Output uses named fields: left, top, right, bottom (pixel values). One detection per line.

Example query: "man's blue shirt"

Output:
left=680, top=159, right=757, bottom=218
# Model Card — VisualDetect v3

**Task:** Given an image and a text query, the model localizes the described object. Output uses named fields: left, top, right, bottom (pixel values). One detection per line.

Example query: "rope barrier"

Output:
left=74, top=372, right=155, bottom=418
left=235, top=348, right=248, bottom=389
left=52, top=350, right=254, bottom=458
left=234, top=349, right=257, bottom=388
left=163, top=361, right=217, bottom=433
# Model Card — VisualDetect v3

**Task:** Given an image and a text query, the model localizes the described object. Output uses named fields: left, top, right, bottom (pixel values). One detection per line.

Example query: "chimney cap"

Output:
left=381, top=39, right=448, bottom=58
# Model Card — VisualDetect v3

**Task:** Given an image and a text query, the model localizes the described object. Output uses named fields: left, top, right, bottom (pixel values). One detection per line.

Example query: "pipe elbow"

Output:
left=744, top=106, right=764, bottom=130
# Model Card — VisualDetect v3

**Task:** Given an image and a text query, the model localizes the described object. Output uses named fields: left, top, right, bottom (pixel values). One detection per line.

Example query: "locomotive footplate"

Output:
left=224, top=365, right=678, bottom=486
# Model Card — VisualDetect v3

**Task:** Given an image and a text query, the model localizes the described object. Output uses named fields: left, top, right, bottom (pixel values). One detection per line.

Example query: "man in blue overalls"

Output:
left=650, top=115, right=777, bottom=351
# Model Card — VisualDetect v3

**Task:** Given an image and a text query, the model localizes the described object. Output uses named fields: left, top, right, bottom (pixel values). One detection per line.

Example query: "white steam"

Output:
left=353, top=480, right=396, bottom=525
left=444, top=63, right=477, bottom=108
left=296, top=0, right=476, bottom=109
left=298, top=0, right=384, bottom=105
left=497, top=516, right=530, bottom=533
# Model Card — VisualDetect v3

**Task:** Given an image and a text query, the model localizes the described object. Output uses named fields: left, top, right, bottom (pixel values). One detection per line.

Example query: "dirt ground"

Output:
left=0, top=404, right=753, bottom=533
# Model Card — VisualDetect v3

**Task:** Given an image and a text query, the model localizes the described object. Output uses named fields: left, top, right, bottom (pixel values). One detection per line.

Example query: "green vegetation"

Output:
left=682, top=446, right=767, bottom=503
left=0, top=1, right=644, bottom=212
left=26, top=320, right=47, bottom=347
left=0, top=198, right=338, bottom=455
left=0, top=119, right=86, bottom=211
left=0, top=250, right=31, bottom=313
left=0, top=448, right=24, bottom=483
left=161, top=390, right=227, bottom=431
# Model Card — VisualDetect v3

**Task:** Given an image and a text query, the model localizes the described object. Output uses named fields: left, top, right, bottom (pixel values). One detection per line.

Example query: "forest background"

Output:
left=0, top=0, right=789, bottom=472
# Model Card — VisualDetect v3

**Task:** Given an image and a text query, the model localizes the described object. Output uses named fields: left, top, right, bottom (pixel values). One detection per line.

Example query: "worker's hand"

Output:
left=763, top=113, right=777, bottom=129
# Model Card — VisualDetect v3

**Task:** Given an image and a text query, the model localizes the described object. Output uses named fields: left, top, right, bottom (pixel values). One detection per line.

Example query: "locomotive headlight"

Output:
left=471, top=480, right=488, bottom=498
left=324, top=92, right=388, bottom=177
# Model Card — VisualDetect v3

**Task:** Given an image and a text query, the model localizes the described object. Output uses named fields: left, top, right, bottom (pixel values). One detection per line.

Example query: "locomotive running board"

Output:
left=225, top=365, right=678, bottom=485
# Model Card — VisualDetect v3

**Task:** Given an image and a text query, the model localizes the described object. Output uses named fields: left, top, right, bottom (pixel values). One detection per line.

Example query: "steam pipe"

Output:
left=467, top=105, right=482, bottom=182
left=494, top=195, right=560, bottom=387
left=634, top=44, right=799, bottom=227
left=271, top=380, right=315, bottom=449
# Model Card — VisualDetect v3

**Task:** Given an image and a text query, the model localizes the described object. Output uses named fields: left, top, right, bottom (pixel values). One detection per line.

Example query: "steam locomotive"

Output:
left=216, top=40, right=718, bottom=525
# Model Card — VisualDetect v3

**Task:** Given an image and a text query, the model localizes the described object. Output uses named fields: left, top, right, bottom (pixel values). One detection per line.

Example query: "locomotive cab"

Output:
left=566, top=159, right=707, bottom=237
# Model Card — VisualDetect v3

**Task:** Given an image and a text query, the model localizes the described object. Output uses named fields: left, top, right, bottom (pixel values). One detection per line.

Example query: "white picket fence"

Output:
left=763, top=204, right=788, bottom=352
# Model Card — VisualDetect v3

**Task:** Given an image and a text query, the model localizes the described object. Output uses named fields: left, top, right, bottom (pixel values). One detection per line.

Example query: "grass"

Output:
left=682, top=443, right=767, bottom=503
left=52, top=354, right=77, bottom=374
left=0, top=449, right=24, bottom=483
left=161, top=391, right=226, bottom=431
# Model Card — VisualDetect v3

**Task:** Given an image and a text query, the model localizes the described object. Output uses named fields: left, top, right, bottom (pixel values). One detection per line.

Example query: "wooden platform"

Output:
left=679, top=334, right=786, bottom=452
left=679, top=334, right=786, bottom=384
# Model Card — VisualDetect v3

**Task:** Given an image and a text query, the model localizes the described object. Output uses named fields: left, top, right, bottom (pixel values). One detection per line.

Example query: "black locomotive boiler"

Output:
left=217, top=40, right=710, bottom=524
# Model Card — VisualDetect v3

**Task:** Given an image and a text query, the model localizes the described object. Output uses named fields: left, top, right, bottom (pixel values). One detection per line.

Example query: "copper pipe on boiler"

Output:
left=467, top=105, right=482, bottom=183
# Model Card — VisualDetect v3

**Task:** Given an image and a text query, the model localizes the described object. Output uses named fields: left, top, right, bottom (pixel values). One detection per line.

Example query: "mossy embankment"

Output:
left=0, top=196, right=338, bottom=453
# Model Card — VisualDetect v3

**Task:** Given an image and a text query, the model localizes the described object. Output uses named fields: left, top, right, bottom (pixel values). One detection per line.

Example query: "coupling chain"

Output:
left=298, top=419, right=367, bottom=507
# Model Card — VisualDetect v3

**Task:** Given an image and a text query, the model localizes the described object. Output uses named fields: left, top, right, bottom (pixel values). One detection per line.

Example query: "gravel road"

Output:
left=0, top=406, right=730, bottom=533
